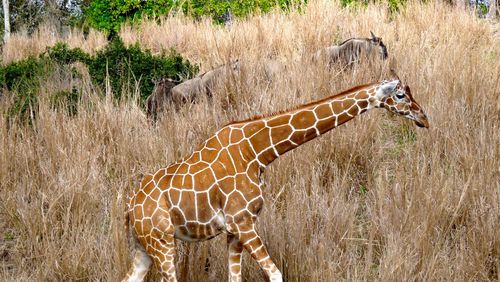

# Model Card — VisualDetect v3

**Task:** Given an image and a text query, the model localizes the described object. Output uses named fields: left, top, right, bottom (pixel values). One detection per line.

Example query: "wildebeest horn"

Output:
left=370, top=31, right=376, bottom=39
left=167, top=77, right=182, bottom=83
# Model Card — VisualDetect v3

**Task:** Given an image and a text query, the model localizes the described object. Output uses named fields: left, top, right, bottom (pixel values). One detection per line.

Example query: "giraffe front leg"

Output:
left=232, top=224, right=282, bottom=282
left=227, top=233, right=243, bottom=282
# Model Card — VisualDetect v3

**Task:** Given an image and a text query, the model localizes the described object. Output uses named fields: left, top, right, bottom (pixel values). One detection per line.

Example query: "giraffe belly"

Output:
left=172, top=213, right=226, bottom=242
left=167, top=201, right=226, bottom=242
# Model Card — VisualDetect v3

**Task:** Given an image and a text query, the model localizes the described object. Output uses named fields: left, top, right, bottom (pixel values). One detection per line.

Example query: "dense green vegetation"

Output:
left=0, top=37, right=197, bottom=123
left=84, top=0, right=308, bottom=33
left=339, top=0, right=406, bottom=14
left=84, top=0, right=172, bottom=33
left=1, top=0, right=497, bottom=39
left=0, top=56, right=47, bottom=122
left=181, top=0, right=306, bottom=23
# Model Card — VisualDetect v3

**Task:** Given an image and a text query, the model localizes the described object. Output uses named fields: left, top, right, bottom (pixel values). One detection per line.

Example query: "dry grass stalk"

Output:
left=0, top=1, right=499, bottom=281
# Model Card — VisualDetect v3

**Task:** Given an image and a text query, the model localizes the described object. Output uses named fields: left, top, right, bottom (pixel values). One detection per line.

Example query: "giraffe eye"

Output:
left=395, top=92, right=405, bottom=99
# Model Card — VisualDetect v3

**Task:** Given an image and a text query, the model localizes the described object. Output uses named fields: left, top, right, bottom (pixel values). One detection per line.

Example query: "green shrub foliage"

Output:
left=87, top=37, right=197, bottom=101
left=0, top=56, right=48, bottom=123
left=182, top=0, right=306, bottom=24
left=0, top=56, right=45, bottom=91
left=0, top=38, right=197, bottom=123
left=339, top=0, right=407, bottom=14
left=84, top=0, right=307, bottom=32
left=47, top=43, right=91, bottom=65
left=50, top=88, right=81, bottom=117
left=84, top=0, right=172, bottom=33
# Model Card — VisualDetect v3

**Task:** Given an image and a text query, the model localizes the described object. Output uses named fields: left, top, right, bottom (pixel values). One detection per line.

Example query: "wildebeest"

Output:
left=170, top=61, right=241, bottom=105
left=312, top=31, right=388, bottom=66
left=145, top=61, right=240, bottom=120
left=145, top=32, right=388, bottom=119
left=145, top=78, right=179, bottom=121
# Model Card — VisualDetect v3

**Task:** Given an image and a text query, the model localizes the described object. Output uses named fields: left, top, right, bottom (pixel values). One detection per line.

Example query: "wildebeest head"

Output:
left=369, top=31, right=388, bottom=60
left=146, top=78, right=180, bottom=120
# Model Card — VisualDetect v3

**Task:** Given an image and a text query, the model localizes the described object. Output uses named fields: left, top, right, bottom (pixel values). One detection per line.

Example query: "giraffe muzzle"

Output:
left=414, top=113, right=429, bottom=128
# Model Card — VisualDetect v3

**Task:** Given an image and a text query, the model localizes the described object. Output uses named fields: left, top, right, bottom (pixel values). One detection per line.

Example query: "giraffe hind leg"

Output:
left=129, top=202, right=178, bottom=281
left=147, top=209, right=178, bottom=282
left=146, top=231, right=176, bottom=282
left=122, top=238, right=152, bottom=282
left=227, top=233, right=243, bottom=282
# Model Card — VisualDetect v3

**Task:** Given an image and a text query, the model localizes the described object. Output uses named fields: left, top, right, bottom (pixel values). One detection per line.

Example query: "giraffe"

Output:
left=122, top=76, right=429, bottom=282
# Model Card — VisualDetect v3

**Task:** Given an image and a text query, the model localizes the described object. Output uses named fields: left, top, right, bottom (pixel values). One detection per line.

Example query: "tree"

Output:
left=487, top=0, right=498, bottom=17
left=2, top=0, right=9, bottom=42
left=84, top=0, right=171, bottom=34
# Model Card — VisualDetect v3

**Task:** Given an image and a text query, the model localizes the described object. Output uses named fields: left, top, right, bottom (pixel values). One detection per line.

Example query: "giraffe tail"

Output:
left=124, top=209, right=130, bottom=237
left=123, top=186, right=136, bottom=240
left=122, top=204, right=139, bottom=255
left=122, top=193, right=133, bottom=249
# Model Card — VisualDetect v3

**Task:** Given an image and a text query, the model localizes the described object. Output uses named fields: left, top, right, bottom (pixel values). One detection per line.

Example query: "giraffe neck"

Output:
left=234, top=83, right=378, bottom=167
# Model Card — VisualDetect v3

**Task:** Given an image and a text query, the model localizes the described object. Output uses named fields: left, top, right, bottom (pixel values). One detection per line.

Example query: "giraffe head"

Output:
left=374, top=77, right=429, bottom=128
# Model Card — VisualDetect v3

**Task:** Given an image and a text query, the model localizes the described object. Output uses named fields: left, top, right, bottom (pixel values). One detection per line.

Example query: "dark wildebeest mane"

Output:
left=313, top=32, right=388, bottom=66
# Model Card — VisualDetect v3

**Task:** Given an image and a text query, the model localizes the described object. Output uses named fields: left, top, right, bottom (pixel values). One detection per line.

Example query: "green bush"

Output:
left=0, top=56, right=45, bottom=91
left=50, top=88, right=81, bottom=117
left=0, top=38, right=197, bottom=123
left=182, top=0, right=303, bottom=23
left=84, top=0, right=307, bottom=32
left=0, top=56, right=85, bottom=123
left=0, top=56, right=47, bottom=123
left=387, top=0, right=407, bottom=14
left=339, top=0, right=407, bottom=14
left=180, top=0, right=308, bottom=24
left=84, top=0, right=172, bottom=33
left=340, top=0, right=369, bottom=9
left=46, top=43, right=91, bottom=65
left=86, top=37, right=198, bottom=102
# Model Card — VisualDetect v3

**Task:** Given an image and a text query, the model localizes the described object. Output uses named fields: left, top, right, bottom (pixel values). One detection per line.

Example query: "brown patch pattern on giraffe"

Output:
left=123, top=79, right=429, bottom=282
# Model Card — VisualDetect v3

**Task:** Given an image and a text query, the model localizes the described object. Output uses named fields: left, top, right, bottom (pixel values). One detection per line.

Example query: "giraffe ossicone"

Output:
left=122, top=78, right=429, bottom=282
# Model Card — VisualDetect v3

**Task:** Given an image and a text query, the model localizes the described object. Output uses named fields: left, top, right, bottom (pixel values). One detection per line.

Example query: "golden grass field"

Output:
left=0, top=1, right=499, bottom=281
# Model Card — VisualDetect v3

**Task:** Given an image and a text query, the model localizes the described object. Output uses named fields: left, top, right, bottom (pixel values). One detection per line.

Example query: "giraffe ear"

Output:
left=390, top=69, right=401, bottom=81
left=404, top=85, right=413, bottom=97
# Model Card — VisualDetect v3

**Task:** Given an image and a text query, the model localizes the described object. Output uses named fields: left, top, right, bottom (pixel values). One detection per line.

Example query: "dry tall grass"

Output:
left=1, top=24, right=107, bottom=64
left=1, top=1, right=499, bottom=281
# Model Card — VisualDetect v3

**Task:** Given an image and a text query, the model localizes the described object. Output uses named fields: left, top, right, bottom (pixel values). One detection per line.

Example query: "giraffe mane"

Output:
left=226, top=83, right=376, bottom=126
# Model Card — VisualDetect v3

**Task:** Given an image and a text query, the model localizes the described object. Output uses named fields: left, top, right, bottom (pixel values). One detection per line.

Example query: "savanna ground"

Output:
left=0, top=1, right=499, bottom=281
